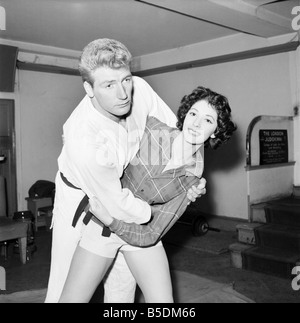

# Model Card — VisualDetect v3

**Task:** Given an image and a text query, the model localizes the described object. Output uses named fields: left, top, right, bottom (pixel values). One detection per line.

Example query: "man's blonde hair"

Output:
left=78, top=38, right=132, bottom=85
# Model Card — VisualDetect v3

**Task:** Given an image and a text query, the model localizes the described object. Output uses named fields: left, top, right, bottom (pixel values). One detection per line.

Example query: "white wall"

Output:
left=144, top=52, right=294, bottom=220
left=17, top=70, right=84, bottom=210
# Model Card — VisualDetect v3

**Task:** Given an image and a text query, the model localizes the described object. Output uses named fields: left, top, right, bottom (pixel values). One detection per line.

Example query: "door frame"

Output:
left=0, top=99, right=17, bottom=217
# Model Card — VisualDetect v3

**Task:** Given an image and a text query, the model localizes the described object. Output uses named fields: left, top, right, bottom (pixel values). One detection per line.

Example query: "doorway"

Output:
left=0, top=99, right=17, bottom=217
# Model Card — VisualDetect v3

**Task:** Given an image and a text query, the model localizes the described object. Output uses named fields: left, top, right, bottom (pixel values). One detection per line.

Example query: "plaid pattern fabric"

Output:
left=109, top=117, right=203, bottom=247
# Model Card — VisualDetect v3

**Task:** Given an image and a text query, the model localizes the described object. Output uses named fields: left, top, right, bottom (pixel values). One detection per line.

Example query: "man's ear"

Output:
left=84, top=81, right=94, bottom=98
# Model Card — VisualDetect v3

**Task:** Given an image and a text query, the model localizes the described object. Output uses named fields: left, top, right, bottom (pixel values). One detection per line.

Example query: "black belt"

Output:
left=60, top=172, right=111, bottom=237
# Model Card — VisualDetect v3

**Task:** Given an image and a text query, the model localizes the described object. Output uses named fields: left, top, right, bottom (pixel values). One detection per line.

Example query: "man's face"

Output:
left=85, top=66, right=133, bottom=122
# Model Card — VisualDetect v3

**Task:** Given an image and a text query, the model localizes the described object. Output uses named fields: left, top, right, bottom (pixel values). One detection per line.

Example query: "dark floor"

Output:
left=0, top=224, right=299, bottom=303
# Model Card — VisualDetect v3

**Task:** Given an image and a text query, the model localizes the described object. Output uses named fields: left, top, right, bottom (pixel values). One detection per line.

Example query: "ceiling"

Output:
left=0, top=0, right=298, bottom=57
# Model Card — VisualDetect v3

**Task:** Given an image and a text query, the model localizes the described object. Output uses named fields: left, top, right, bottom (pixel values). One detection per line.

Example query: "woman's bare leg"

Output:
left=123, top=245, right=173, bottom=303
left=59, top=245, right=114, bottom=303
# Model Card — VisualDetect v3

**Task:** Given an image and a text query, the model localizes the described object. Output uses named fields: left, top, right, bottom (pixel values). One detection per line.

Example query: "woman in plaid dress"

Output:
left=93, top=87, right=237, bottom=247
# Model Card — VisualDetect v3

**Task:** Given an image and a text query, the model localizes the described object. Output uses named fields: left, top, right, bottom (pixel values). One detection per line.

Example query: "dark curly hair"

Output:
left=177, top=86, right=237, bottom=150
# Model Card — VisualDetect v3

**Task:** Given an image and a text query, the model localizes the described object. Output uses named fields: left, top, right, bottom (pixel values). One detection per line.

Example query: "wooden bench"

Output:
left=0, top=217, right=28, bottom=264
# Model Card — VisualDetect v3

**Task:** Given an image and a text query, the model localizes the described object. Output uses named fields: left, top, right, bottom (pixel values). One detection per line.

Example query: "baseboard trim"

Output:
left=200, top=213, right=247, bottom=232
left=294, top=186, right=300, bottom=198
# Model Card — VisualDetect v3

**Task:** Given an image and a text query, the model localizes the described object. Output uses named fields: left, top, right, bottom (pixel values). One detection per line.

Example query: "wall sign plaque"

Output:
left=259, top=130, right=288, bottom=165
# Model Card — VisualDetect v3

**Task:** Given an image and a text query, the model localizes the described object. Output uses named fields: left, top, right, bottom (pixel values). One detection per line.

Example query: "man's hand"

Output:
left=187, top=178, right=207, bottom=204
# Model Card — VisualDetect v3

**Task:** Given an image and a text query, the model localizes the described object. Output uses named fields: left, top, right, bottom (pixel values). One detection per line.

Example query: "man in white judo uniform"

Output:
left=45, top=38, right=206, bottom=303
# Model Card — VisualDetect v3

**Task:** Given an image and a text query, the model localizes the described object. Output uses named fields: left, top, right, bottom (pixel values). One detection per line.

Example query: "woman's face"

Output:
left=182, top=100, right=218, bottom=145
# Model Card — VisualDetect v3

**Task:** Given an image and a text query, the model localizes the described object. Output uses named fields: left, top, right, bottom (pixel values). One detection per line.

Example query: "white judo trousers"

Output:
left=45, top=174, right=136, bottom=302
left=45, top=77, right=177, bottom=303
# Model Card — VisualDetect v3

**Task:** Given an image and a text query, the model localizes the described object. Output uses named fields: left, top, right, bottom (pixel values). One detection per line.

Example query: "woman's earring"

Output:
left=211, top=134, right=216, bottom=139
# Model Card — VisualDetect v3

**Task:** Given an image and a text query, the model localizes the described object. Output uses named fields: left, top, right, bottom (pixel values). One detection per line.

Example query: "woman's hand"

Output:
left=187, top=177, right=207, bottom=204
left=89, top=196, right=114, bottom=226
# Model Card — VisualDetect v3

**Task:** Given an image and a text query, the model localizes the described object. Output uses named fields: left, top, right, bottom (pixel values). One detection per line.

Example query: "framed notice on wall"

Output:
left=259, top=130, right=288, bottom=165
